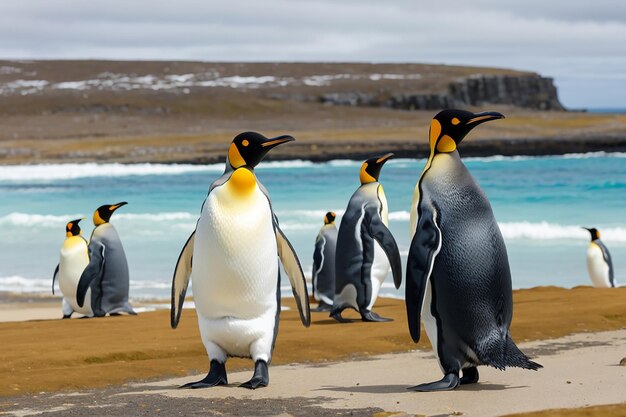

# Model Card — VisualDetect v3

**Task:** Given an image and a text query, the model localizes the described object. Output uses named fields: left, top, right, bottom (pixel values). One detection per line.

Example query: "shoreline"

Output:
left=0, top=136, right=625, bottom=166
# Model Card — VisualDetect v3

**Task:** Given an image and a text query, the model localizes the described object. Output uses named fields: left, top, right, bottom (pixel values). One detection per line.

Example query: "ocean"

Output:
left=0, top=152, right=624, bottom=300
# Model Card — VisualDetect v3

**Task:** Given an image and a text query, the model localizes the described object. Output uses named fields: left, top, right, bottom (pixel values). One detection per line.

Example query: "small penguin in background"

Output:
left=171, top=132, right=310, bottom=390
left=583, top=227, right=615, bottom=288
left=76, top=202, right=136, bottom=316
left=331, top=153, right=402, bottom=323
left=312, top=211, right=338, bottom=312
left=52, top=219, right=93, bottom=318
left=406, top=109, right=541, bottom=392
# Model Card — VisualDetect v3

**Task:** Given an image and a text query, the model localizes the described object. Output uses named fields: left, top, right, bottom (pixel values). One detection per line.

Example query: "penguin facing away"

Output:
left=76, top=202, right=136, bottom=317
left=312, top=211, right=338, bottom=312
left=171, top=132, right=310, bottom=390
left=583, top=227, right=615, bottom=288
left=406, top=110, right=541, bottom=392
left=331, top=153, right=402, bottom=323
left=52, top=219, right=93, bottom=318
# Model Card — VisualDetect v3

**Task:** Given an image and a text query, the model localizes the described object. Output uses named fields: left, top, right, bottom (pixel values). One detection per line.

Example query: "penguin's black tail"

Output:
left=479, top=333, right=542, bottom=371
left=503, top=336, right=542, bottom=370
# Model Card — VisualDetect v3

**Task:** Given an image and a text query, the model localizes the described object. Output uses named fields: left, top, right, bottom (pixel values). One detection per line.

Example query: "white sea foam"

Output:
left=0, top=275, right=175, bottom=294
left=498, top=222, right=626, bottom=242
left=0, top=212, right=196, bottom=228
left=276, top=209, right=345, bottom=219
left=388, top=211, right=411, bottom=221
left=0, top=276, right=51, bottom=293
left=0, top=163, right=222, bottom=181
left=464, top=151, right=626, bottom=163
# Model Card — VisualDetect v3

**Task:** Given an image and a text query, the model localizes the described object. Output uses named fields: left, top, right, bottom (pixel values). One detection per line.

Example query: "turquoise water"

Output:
left=0, top=153, right=624, bottom=299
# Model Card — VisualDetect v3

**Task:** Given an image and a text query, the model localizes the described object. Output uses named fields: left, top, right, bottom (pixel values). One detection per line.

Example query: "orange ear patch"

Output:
left=228, top=143, right=246, bottom=168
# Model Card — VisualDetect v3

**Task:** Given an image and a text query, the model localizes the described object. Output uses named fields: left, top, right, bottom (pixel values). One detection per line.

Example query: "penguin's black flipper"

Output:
left=406, top=207, right=441, bottom=343
left=171, top=231, right=195, bottom=329
left=596, top=240, right=615, bottom=287
left=77, top=242, right=106, bottom=308
left=276, top=226, right=311, bottom=327
left=52, top=264, right=59, bottom=295
left=364, top=206, right=402, bottom=289
left=311, top=234, right=325, bottom=295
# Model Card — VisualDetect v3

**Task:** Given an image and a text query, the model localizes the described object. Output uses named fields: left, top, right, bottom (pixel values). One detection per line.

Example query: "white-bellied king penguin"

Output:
left=583, top=227, right=616, bottom=288
left=406, top=110, right=541, bottom=391
left=171, top=132, right=310, bottom=390
left=331, top=154, right=402, bottom=323
left=52, top=219, right=93, bottom=318
left=76, top=202, right=136, bottom=317
left=312, top=212, right=338, bottom=312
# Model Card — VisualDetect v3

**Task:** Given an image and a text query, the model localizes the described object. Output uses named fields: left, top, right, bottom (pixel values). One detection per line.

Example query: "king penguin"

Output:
left=171, top=132, right=310, bottom=390
left=312, top=212, right=338, bottom=312
left=52, top=219, right=93, bottom=318
left=331, top=154, right=402, bottom=323
left=406, top=109, right=541, bottom=391
left=583, top=227, right=616, bottom=288
left=76, top=202, right=136, bottom=317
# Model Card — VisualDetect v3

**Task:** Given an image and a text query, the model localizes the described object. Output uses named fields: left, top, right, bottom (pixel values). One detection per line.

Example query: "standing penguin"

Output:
left=331, top=154, right=402, bottom=323
left=406, top=110, right=541, bottom=391
left=76, top=202, right=136, bottom=316
left=583, top=227, right=615, bottom=288
left=171, top=132, right=310, bottom=390
left=52, top=219, right=93, bottom=318
left=312, top=212, right=338, bottom=312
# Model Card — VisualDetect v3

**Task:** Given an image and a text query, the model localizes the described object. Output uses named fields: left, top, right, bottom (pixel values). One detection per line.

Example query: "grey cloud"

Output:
left=0, top=0, right=625, bottom=107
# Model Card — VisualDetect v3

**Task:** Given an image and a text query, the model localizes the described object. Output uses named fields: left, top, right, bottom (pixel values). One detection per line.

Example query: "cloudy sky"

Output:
left=2, top=0, right=625, bottom=108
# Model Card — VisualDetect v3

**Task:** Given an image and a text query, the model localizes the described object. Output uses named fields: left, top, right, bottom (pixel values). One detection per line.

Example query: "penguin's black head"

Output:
left=324, top=212, right=336, bottom=225
left=582, top=227, right=600, bottom=241
left=429, top=109, right=504, bottom=155
left=228, top=131, right=295, bottom=169
left=93, top=202, right=127, bottom=226
left=360, top=153, right=394, bottom=184
left=65, top=218, right=83, bottom=237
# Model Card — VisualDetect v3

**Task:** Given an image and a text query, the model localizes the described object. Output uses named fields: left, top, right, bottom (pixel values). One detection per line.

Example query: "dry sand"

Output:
left=0, top=286, right=624, bottom=416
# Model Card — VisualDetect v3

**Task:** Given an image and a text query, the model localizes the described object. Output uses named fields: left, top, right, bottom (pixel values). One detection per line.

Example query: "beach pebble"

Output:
left=619, top=357, right=626, bottom=366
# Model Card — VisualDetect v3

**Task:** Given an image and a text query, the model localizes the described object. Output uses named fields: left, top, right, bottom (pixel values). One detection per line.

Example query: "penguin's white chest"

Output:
left=586, top=244, right=611, bottom=288
left=58, top=237, right=92, bottom=314
left=192, top=186, right=279, bottom=320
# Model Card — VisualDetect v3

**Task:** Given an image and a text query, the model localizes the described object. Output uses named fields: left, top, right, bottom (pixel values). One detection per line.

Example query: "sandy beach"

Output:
left=0, top=286, right=625, bottom=416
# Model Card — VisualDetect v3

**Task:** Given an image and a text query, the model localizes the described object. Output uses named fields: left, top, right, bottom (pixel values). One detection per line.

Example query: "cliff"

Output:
left=322, top=74, right=564, bottom=111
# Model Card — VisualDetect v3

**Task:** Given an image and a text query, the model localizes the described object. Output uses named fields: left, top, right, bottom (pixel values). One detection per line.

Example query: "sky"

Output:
left=1, top=1, right=626, bottom=109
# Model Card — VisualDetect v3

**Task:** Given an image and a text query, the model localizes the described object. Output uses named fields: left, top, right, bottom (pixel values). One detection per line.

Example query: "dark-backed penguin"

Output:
left=406, top=109, right=541, bottom=391
left=52, top=219, right=93, bottom=318
left=76, top=202, right=136, bottom=316
left=583, top=227, right=615, bottom=288
left=331, top=154, right=402, bottom=323
left=312, top=212, right=338, bottom=312
left=171, top=132, right=310, bottom=390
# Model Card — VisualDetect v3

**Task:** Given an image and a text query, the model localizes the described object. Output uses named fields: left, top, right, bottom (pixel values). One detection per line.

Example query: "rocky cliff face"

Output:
left=322, top=74, right=564, bottom=111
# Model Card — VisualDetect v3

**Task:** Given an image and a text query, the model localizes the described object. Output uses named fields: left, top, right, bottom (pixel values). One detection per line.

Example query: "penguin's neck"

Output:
left=422, top=150, right=462, bottom=177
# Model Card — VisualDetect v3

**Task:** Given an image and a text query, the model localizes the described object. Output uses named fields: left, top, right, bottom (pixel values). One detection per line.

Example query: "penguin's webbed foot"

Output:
left=360, top=310, right=393, bottom=322
left=240, top=360, right=269, bottom=390
left=460, top=367, right=479, bottom=385
left=62, top=314, right=72, bottom=319
left=330, top=309, right=352, bottom=323
left=408, top=372, right=460, bottom=392
left=180, top=360, right=228, bottom=389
